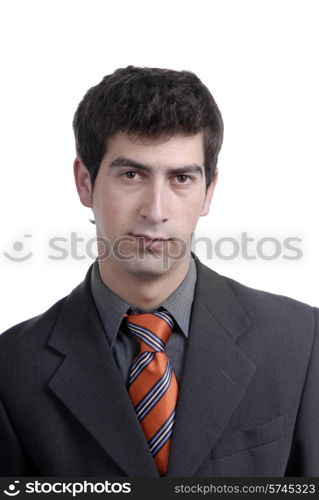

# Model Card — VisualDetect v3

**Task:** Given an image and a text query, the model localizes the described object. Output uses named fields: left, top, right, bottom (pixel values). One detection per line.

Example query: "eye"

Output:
left=121, top=170, right=142, bottom=181
left=123, top=170, right=137, bottom=179
left=173, top=174, right=192, bottom=184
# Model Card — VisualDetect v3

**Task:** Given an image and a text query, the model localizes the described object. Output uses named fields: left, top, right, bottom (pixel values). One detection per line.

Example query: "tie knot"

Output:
left=125, top=310, right=174, bottom=352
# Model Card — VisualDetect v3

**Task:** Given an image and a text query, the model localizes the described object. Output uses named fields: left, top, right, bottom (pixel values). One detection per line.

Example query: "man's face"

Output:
left=75, top=132, right=217, bottom=279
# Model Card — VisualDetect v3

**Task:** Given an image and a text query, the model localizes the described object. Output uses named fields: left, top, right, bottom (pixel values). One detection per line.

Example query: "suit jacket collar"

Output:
left=47, top=258, right=255, bottom=477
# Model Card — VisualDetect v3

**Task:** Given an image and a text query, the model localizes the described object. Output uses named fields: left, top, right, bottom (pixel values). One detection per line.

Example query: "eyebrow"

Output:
left=108, top=156, right=204, bottom=177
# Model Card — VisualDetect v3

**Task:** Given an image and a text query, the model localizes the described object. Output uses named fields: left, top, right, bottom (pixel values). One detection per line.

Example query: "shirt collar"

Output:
left=160, top=258, right=196, bottom=336
left=91, top=258, right=196, bottom=346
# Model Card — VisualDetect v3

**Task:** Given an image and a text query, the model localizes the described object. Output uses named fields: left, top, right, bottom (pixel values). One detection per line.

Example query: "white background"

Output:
left=0, top=0, right=318, bottom=332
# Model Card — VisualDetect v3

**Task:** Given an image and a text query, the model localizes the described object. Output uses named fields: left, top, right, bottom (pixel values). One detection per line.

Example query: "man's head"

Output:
left=73, top=65, right=223, bottom=189
left=73, top=66, right=223, bottom=294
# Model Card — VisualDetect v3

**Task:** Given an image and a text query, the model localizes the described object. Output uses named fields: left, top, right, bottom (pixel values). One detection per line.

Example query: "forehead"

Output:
left=102, top=132, right=205, bottom=168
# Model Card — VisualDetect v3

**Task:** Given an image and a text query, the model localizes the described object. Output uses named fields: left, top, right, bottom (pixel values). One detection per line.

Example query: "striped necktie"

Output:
left=125, top=310, right=179, bottom=476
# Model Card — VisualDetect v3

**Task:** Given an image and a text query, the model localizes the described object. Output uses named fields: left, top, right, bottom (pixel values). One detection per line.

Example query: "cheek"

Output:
left=94, top=191, right=135, bottom=231
left=174, top=196, right=205, bottom=225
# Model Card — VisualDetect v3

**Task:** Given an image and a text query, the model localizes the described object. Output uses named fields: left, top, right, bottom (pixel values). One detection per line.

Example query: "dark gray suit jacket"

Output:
left=1, top=258, right=318, bottom=477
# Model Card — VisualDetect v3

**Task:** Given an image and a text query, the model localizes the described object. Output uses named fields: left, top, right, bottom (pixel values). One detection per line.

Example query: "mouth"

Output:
left=130, top=233, right=171, bottom=249
left=131, top=233, right=170, bottom=241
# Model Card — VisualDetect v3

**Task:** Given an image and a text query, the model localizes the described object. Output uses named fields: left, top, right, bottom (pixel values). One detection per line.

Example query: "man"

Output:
left=0, top=66, right=318, bottom=477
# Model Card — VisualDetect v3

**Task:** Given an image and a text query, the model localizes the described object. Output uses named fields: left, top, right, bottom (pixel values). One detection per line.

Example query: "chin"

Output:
left=123, top=253, right=177, bottom=279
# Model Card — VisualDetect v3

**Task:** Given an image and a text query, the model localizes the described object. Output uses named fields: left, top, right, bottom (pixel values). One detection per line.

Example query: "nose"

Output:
left=139, top=180, right=170, bottom=224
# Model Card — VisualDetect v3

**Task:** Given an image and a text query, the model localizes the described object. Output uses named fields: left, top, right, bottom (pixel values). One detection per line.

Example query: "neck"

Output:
left=98, top=258, right=190, bottom=309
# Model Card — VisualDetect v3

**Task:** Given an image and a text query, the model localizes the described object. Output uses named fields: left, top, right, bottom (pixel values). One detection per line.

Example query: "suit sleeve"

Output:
left=286, top=307, right=319, bottom=476
left=0, top=398, right=38, bottom=476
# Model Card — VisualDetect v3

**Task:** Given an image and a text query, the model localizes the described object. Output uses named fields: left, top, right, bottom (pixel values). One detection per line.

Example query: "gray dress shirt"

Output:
left=90, top=258, right=197, bottom=385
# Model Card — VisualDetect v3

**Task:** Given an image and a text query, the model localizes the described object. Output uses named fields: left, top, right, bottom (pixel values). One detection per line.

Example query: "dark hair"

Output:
left=73, top=65, right=223, bottom=187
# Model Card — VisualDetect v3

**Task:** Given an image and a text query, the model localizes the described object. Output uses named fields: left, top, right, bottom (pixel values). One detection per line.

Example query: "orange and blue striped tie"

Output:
left=125, top=310, right=179, bottom=476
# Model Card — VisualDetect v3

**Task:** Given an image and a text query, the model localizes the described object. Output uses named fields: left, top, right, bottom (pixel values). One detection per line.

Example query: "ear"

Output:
left=201, top=168, right=218, bottom=216
left=73, top=158, right=93, bottom=208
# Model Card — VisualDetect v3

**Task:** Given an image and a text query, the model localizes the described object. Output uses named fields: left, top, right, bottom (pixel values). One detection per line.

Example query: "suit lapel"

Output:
left=166, top=259, right=256, bottom=477
left=47, top=269, right=158, bottom=477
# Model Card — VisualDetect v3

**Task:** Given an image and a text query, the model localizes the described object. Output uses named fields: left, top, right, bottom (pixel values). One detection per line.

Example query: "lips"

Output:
left=130, top=233, right=170, bottom=249
left=131, top=233, right=170, bottom=242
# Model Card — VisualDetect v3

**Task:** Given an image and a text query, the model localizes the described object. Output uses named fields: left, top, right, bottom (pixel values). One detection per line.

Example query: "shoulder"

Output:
left=0, top=266, right=94, bottom=354
left=0, top=296, right=66, bottom=354
left=226, top=274, right=315, bottom=323
left=0, top=295, right=69, bottom=401
left=194, top=259, right=318, bottom=381
left=196, top=258, right=317, bottom=333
